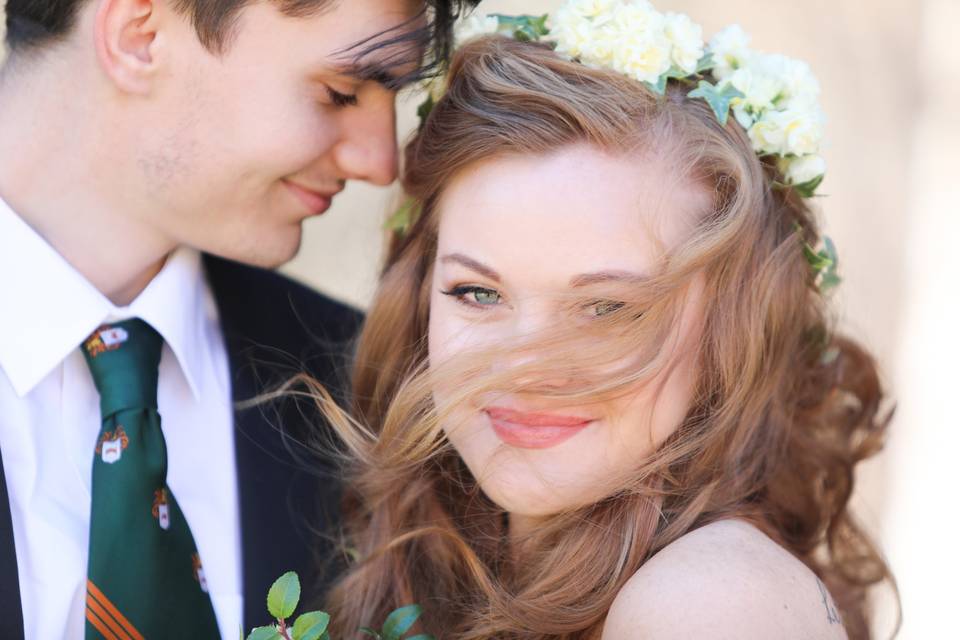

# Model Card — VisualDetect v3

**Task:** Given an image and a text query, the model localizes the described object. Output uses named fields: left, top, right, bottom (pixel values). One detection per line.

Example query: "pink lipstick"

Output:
left=485, top=407, right=593, bottom=450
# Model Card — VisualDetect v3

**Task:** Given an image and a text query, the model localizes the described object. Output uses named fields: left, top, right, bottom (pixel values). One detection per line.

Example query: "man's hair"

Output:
left=5, top=0, right=479, bottom=80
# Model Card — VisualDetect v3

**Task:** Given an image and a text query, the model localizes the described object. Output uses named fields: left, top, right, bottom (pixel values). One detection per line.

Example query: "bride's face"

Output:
left=428, top=144, right=711, bottom=521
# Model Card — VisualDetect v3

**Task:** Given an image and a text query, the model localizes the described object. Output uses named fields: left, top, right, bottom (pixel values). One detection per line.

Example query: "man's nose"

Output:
left=333, top=94, right=399, bottom=186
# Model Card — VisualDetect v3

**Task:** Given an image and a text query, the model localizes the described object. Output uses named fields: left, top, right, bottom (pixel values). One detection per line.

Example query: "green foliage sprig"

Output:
left=245, top=572, right=432, bottom=640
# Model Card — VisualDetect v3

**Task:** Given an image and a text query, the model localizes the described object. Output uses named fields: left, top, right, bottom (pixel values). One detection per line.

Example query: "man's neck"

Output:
left=0, top=61, right=175, bottom=306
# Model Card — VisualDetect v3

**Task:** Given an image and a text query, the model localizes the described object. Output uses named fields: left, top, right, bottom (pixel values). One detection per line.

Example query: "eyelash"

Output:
left=325, top=87, right=358, bottom=107
left=441, top=285, right=503, bottom=310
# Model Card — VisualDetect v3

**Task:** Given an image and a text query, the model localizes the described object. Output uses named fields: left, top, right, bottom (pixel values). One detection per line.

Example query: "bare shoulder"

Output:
left=601, top=519, right=848, bottom=640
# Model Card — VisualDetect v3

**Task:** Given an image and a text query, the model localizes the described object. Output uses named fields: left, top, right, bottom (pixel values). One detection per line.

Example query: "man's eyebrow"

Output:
left=330, top=60, right=407, bottom=90
left=331, top=11, right=433, bottom=92
left=440, top=254, right=502, bottom=283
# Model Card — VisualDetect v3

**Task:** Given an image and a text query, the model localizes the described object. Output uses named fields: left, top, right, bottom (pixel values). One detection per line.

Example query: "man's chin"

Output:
left=203, top=227, right=303, bottom=270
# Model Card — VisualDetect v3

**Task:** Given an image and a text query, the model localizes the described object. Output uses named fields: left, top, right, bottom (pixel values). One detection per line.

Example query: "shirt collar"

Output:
left=0, top=196, right=210, bottom=399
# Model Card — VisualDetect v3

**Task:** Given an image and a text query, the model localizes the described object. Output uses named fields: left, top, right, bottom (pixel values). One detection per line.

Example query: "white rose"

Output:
left=610, top=1, right=663, bottom=34
left=775, top=56, right=821, bottom=109
left=611, top=30, right=673, bottom=83
left=728, top=65, right=784, bottom=113
left=606, top=2, right=671, bottom=83
left=551, top=9, right=596, bottom=59
left=779, top=154, right=826, bottom=185
left=663, top=12, right=704, bottom=74
left=580, top=23, right=619, bottom=67
left=709, top=24, right=751, bottom=80
left=749, top=105, right=825, bottom=157
left=563, top=0, right=620, bottom=19
left=767, top=107, right=825, bottom=156
left=454, top=14, right=501, bottom=45
left=748, top=115, right=788, bottom=155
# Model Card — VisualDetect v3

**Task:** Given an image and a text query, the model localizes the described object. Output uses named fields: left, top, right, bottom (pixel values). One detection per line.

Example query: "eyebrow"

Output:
left=440, top=254, right=649, bottom=288
left=331, top=12, right=432, bottom=92
left=441, top=253, right=502, bottom=283
left=333, top=60, right=407, bottom=91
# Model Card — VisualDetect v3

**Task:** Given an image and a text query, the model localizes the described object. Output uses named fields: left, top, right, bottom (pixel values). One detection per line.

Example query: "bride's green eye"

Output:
left=442, top=285, right=503, bottom=308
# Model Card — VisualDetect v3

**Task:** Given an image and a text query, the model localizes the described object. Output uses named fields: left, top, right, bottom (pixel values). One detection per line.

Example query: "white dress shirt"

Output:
left=0, top=197, right=242, bottom=639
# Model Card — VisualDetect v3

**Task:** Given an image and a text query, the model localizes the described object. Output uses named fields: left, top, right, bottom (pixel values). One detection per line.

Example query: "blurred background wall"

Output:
left=2, top=0, right=955, bottom=636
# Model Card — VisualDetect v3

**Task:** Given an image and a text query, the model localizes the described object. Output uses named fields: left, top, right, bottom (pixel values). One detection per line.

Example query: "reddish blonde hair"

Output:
left=317, top=36, right=896, bottom=639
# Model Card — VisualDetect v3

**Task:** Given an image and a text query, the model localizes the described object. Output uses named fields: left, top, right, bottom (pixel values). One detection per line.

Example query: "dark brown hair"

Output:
left=5, top=0, right=478, bottom=77
left=317, top=36, right=897, bottom=639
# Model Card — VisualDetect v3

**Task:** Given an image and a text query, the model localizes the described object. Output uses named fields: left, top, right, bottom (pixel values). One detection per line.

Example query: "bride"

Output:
left=310, top=2, right=895, bottom=637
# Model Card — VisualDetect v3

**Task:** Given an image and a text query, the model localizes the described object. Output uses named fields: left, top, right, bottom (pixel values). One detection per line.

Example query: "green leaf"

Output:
left=292, top=611, right=331, bottom=640
left=382, top=605, right=423, bottom=640
left=793, top=173, right=824, bottom=198
left=819, top=272, right=842, bottom=293
left=492, top=14, right=550, bottom=40
left=384, top=198, right=422, bottom=234
left=687, top=80, right=744, bottom=126
left=267, top=572, right=301, bottom=621
left=416, top=94, right=435, bottom=125
left=695, top=52, right=716, bottom=74
left=802, top=243, right=833, bottom=272
left=247, top=626, right=283, bottom=640
left=647, top=65, right=691, bottom=95
left=359, top=628, right=381, bottom=639
left=406, top=635, right=435, bottom=640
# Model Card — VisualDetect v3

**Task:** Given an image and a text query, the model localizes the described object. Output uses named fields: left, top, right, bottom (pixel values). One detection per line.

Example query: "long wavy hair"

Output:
left=314, top=36, right=896, bottom=639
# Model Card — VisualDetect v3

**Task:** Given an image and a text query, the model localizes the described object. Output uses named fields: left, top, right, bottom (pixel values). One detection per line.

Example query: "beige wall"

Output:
left=2, top=1, right=954, bottom=636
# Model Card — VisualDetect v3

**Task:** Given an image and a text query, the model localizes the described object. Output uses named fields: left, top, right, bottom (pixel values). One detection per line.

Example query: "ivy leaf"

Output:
left=647, top=66, right=690, bottom=95
left=384, top=198, right=422, bottom=234
left=382, top=605, right=424, bottom=640
left=687, top=80, right=744, bottom=125
left=267, top=572, right=301, bottom=621
left=292, top=611, right=331, bottom=640
left=416, top=94, right=435, bottom=125
left=695, top=52, right=716, bottom=74
left=247, top=626, right=283, bottom=640
left=793, top=173, right=825, bottom=198
left=802, top=243, right=833, bottom=272
left=359, top=628, right=381, bottom=639
left=492, top=14, right=550, bottom=40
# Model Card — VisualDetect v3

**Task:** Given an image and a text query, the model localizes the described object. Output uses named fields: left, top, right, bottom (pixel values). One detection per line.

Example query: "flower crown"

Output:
left=419, top=0, right=826, bottom=196
left=392, top=0, right=838, bottom=292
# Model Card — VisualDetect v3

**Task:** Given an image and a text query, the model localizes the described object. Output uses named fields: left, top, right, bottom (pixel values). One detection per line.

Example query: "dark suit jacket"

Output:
left=0, top=254, right=363, bottom=638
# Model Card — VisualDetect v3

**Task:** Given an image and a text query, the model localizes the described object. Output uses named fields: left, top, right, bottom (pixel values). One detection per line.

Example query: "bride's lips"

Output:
left=283, top=180, right=339, bottom=215
left=485, top=407, right=593, bottom=450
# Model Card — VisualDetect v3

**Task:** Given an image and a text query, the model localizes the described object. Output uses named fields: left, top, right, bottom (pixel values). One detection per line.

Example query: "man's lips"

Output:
left=485, top=407, right=593, bottom=450
left=283, top=180, right=341, bottom=215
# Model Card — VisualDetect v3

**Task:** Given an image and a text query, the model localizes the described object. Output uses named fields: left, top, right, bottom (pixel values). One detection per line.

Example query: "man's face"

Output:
left=132, top=0, right=422, bottom=267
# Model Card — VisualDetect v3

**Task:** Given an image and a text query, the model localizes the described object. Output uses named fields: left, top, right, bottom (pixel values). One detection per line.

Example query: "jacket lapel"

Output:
left=0, top=446, right=25, bottom=639
left=203, top=254, right=357, bottom=631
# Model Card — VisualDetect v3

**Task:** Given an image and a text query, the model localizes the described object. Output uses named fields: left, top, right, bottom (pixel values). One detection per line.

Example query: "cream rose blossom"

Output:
left=780, top=154, right=827, bottom=185
left=664, top=12, right=704, bottom=74
left=438, top=2, right=826, bottom=196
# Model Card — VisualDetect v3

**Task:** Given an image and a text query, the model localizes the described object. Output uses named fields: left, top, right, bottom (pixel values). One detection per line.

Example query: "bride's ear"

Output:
left=93, top=0, right=166, bottom=95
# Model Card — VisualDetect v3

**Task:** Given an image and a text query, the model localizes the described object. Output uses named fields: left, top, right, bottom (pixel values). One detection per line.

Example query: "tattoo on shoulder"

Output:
left=816, top=578, right=842, bottom=625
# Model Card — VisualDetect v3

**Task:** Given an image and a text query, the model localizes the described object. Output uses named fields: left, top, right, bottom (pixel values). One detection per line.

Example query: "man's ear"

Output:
left=93, top=0, right=166, bottom=94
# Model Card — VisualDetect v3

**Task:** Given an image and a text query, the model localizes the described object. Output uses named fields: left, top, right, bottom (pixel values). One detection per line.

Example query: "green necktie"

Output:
left=81, top=319, right=221, bottom=639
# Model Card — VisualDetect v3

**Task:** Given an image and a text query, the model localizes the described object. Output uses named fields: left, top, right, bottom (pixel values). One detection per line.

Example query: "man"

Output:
left=0, top=0, right=475, bottom=637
